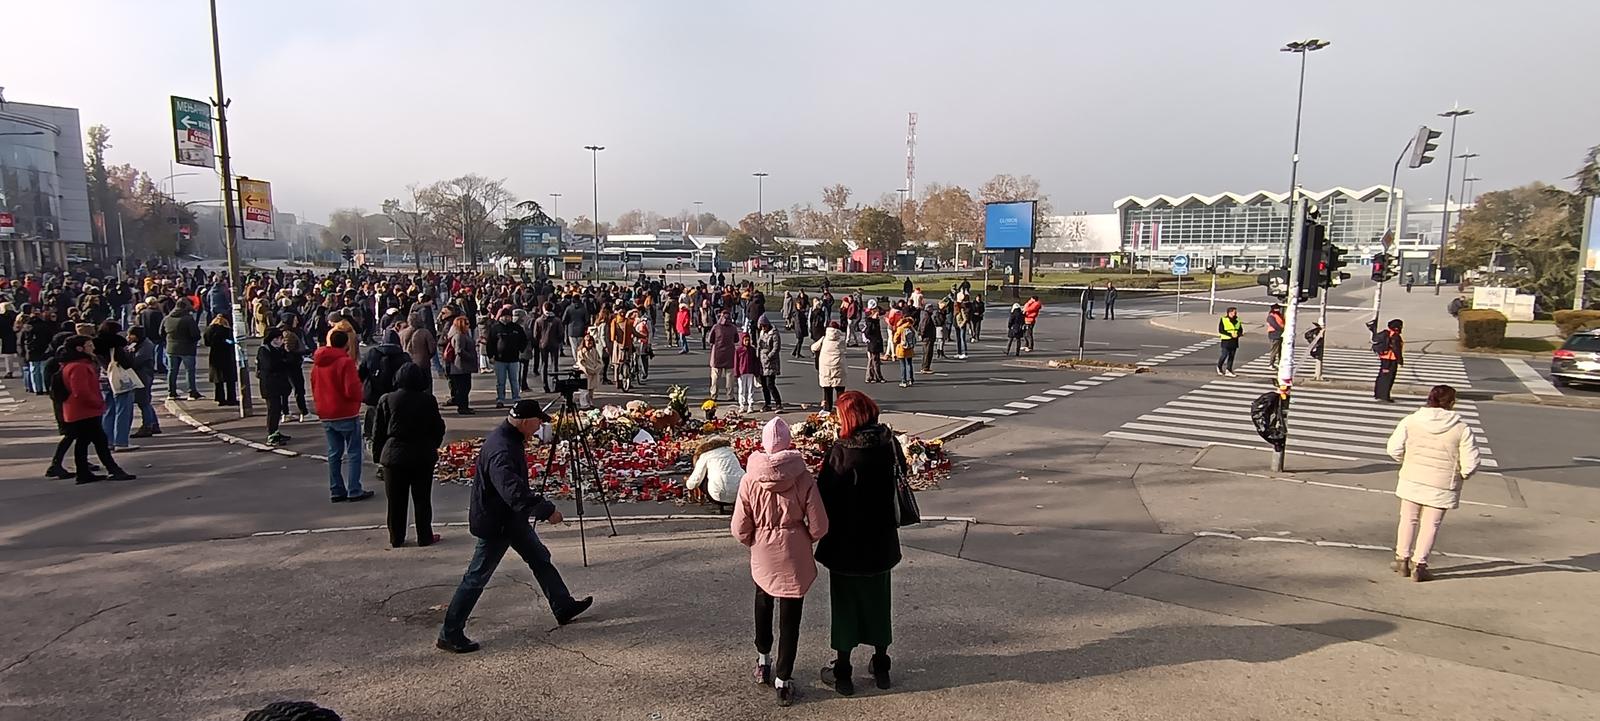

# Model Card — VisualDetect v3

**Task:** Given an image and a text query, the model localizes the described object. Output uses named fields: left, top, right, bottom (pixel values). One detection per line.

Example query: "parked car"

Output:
left=1550, top=330, right=1600, bottom=387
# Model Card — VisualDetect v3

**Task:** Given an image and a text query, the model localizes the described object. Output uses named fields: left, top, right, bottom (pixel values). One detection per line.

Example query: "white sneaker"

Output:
left=302, top=413, right=320, bottom=422
left=1224, top=371, right=1237, bottom=377
left=1216, top=368, right=1225, bottom=376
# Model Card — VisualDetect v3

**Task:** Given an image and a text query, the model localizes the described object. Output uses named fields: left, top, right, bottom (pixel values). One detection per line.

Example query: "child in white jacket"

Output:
left=687, top=436, right=744, bottom=513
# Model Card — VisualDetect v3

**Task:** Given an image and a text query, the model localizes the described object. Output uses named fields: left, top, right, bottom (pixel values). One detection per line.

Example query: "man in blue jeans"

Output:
left=437, top=400, right=592, bottom=653
left=160, top=299, right=203, bottom=400
left=484, top=308, right=527, bottom=408
left=310, top=330, right=373, bottom=503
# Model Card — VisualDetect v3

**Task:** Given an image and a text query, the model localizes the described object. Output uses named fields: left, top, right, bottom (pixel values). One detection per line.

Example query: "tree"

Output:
left=322, top=208, right=369, bottom=250
left=739, top=210, right=790, bottom=243
left=789, top=203, right=831, bottom=238
left=978, top=173, right=1053, bottom=246
left=419, top=174, right=515, bottom=267
left=502, top=199, right=557, bottom=269
left=720, top=229, right=759, bottom=261
left=613, top=208, right=646, bottom=234
left=1570, top=144, right=1600, bottom=197
left=817, top=238, right=851, bottom=261
left=853, top=207, right=905, bottom=252
left=85, top=124, right=117, bottom=252
left=918, top=183, right=982, bottom=260
left=569, top=215, right=611, bottom=236
left=1453, top=182, right=1583, bottom=310
left=383, top=186, right=440, bottom=273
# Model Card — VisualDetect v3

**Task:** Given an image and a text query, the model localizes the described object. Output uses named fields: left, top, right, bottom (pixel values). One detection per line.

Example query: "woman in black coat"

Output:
left=813, top=390, right=905, bottom=697
left=202, top=314, right=238, bottom=405
left=371, top=362, right=447, bottom=547
left=256, top=327, right=295, bottom=445
left=1004, top=303, right=1026, bottom=357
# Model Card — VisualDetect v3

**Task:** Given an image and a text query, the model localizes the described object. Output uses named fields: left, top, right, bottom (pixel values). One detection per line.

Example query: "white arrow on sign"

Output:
left=180, top=116, right=203, bottom=130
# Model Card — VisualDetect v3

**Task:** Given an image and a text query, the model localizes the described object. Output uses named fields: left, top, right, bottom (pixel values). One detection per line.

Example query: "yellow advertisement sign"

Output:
left=237, top=177, right=275, bottom=240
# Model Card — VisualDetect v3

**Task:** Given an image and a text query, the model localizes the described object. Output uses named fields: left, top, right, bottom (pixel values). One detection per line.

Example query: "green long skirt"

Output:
left=829, top=570, right=892, bottom=652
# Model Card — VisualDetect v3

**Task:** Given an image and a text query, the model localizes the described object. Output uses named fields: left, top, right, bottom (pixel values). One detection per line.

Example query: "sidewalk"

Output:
left=3, top=520, right=1592, bottom=720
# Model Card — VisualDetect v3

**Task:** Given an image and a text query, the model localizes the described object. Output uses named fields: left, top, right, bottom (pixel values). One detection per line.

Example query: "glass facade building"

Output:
left=0, top=101, right=92, bottom=274
left=1113, top=186, right=1404, bottom=271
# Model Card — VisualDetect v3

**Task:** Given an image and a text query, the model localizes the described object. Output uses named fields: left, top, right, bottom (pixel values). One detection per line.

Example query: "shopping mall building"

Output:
left=0, top=99, right=93, bottom=275
left=1111, top=185, right=1406, bottom=273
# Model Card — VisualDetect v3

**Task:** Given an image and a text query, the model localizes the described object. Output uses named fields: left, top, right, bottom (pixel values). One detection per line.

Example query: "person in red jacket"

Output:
left=311, top=330, right=373, bottom=503
left=55, top=335, right=136, bottom=484
left=1021, top=295, right=1043, bottom=352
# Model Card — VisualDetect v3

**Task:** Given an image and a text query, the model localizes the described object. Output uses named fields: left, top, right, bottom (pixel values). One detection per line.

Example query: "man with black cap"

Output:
left=437, top=399, right=593, bottom=653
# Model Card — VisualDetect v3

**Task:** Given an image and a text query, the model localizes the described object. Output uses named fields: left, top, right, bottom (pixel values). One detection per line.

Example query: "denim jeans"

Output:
left=25, top=360, right=45, bottom=393
left=134, top=384, right=159, bottom=429
left=167, top=355, right=199, bottom=397
left=955, top=327, right=969, bottom=355
left=155, top=340, right=168, bottom=373
left=102, top=389, right=135, bottom=447
left=323, top=417, right=364, bottom=498
left=899, top=357, right=915, bottom=384
left=493, top=360, right=521, bottom=403
left=439, top=523, right=576, bottom=638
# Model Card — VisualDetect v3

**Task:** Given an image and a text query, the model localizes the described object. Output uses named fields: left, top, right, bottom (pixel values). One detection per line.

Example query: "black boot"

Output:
left=45, top=464, right=72, bottom=479
left=870, top=653, right=892, bottom=689
left=435, top=634, right=481, bottom=654
left=821, top=660, right=855, bottom=696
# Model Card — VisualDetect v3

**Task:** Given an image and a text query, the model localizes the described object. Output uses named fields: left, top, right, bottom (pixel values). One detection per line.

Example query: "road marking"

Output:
left=1004, top=401, right=1038, bottom=410
left=1501, top=357, right=1562, bottom=396
left=991, top=377, right=1027, bottom=384
left=1576, top=456, right=1600, bottom=464
left=1024, top=395, right=1056, bottom=403
left=1044, top=389, right=1075, bottom=397
left=983, top=408, right=1018, bottom=416
left=1141, top=344, right=1171, bottom=349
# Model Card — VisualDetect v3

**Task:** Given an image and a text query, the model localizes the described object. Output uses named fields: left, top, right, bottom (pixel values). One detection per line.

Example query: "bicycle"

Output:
left=615, top=348, right=641, bottom=393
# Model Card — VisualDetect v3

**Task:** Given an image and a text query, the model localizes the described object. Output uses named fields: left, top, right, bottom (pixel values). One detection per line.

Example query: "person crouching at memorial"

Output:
left=437, top=400, right=593, bottom=653
left=686, top=436, right=743, bottom=514
left=733, top=417, right=829, bottom=707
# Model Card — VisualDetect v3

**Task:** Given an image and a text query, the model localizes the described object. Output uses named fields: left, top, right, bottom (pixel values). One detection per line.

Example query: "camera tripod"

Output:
left=536, top=393, right=619, bottom=567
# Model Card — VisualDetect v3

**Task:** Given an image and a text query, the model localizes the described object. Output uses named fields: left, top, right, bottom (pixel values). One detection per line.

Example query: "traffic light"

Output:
left=1371, top=252, right=1393, bottom=282
left=341, top=234, right=355, bottom=263
left=1322, top=241, right=1350, bottom=288
left=1294, top=213, right=1325, bottom=301
left=1408, top=125, right=1442, bottom=168
left=1256, top=268, right=1289, bottom=300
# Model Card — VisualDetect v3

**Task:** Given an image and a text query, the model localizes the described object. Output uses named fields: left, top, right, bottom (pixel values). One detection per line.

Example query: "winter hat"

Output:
left=762, top=417, right=792, bottom=454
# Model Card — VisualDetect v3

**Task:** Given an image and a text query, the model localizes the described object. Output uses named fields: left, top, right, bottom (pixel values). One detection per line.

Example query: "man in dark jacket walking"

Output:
left=484, top=308, right=528, bottom=408
left=561, top=298, right=591, bottom=362
left=437, top=400, right=593, bottom=653
left=162, top=299, right=203, bottom=400
left=917, top=304, right=937, bottom=373
left=531, top=302, right=563, bottom=392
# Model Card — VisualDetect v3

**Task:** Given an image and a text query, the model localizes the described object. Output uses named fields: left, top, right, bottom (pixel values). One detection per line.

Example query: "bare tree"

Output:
left=383, top=185, right=438, bottom=273
left=420, top=174, right=516, bottom=268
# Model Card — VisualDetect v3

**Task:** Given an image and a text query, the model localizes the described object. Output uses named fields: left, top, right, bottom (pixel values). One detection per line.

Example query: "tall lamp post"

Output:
left=1463, top=176, right=1482, bottom=205
left=548, top=192, right=561, bottom=222
left=1279, top=38, right=1329, bottom=265
left=692, top=200, right=704, bottom=234
left=1435, top=104, right=1474, bottom=291
left=752, top=172, right=769, bottom=243
left=584, top=145, right=604, bottom=280
left=1455, top=151, right=1480, bottom=215
left=208, top=0, right=252, bottom=417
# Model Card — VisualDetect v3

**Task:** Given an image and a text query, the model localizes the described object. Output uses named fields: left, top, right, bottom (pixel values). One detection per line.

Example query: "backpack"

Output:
left=1370, top=331, right=1388, bottom=356
left=49, top=365, right=71, bottom=404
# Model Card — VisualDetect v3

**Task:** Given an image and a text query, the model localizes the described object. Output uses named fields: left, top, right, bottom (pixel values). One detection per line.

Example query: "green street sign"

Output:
left=170, top=96, right=215, bottom=169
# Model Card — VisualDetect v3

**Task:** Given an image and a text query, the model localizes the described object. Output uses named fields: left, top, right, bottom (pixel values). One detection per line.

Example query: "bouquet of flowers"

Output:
left=701, top=398, right=718, bottom=420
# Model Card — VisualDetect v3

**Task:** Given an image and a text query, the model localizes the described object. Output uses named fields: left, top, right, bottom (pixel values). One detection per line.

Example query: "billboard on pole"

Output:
left=519, top=225, right=562, bottom=257
left=983, top=201, right=1037, bottom=250
left=170, top=96, right=215, bottom=169
left=1585, top=196, right=1600, bottom=272
left=237, top=177, right=275, bottom=240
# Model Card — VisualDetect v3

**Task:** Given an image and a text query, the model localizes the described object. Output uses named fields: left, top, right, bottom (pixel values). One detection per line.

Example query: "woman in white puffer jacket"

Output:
left=1385, top=384, right=1481, bottom=582
left=687, top=436, right=745, bottom=514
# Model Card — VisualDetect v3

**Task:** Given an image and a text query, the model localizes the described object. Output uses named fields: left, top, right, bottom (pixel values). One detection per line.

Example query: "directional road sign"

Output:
left=1171, top=253, right=1190, bottom=276
left=170, top=96, right=215, bottom=169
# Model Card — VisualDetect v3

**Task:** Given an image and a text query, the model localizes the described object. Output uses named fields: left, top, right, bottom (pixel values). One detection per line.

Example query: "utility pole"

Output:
left=753, top=172, right=769, bottom=244
left=209, top=0, right=252, bottom=417
left=1372, top=137, right=1415, bottom=328
left=584, top=145, right=604, bottom=281
left=1272, top=199, right=1312, bottom=472
left=1279, top=38, right=1330, bottom=266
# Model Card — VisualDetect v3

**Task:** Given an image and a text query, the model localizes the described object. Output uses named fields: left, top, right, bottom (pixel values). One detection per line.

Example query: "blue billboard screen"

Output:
left=519, top=225, right=562, bottom=257
left=984, top=201, right=1036, bottom=250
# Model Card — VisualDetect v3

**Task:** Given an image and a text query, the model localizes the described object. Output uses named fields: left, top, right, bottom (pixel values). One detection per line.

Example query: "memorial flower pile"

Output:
left=433, top=402, right=952, bottom=502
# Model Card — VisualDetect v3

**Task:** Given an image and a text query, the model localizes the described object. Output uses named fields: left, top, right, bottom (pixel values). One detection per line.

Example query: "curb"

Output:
left=164, top=398, right=314, bottom=460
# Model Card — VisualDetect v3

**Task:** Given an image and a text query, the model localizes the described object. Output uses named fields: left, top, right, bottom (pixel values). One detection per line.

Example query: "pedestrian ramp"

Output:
left=1104, top=379, right=1496, bottom=467
left=1235, top=347, right=1471, bottom=388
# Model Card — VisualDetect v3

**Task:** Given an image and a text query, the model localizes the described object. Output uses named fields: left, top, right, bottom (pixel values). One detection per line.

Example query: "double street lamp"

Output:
left=584, top=145, right=604, bottom=280
left=1436, top=105, right=1475, bottom=286
left=1279, top=37, right=1330, bottom=265
left=753, top=172, right=769, bottom=243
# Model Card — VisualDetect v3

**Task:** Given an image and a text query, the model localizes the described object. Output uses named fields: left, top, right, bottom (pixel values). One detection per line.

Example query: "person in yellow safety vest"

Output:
left=1374, top=318, right=1405, bottom=402
left=1217, top=306, right=1243, bottom=377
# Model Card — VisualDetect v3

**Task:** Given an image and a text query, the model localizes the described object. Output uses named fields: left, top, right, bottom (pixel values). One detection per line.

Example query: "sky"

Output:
left=9, top=0, right=1600, bottom=227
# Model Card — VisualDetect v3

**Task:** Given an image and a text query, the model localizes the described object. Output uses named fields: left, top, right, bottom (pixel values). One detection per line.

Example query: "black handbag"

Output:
left=893, top=440, right=921, bottom=527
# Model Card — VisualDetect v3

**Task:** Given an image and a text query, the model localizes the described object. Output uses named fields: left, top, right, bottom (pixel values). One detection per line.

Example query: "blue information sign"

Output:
left=1171, top=254, right=1190, bottom=276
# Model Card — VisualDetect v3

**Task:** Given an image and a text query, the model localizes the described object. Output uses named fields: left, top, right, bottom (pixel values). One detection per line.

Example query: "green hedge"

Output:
left=1458, top=309, right=1508, bottom=349
left=1551, top=309, right=1600, bottom=338
left=779, top=273, right=896, bottom=290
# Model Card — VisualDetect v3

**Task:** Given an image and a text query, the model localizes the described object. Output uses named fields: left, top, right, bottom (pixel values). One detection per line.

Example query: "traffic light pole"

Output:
left=1372, top=137, right=1414, bottom=329
left=1272, top=199, right=1311, bottom=472
left=209, top=0, right=252, bottom=418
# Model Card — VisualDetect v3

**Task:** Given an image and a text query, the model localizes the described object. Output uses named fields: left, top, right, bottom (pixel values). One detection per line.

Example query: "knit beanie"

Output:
left=762, top=417, right=792, bottom=454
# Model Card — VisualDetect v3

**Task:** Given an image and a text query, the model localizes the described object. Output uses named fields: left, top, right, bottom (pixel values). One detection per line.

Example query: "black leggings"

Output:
left=447, top=373, right=471, bottom=409
left=755, top=587, right=804, bottom=682
left=266, top=392, right=285, bottom=435
left=759, top=375, right=782, bottom=407
left=62, top=418, right=122, bottom=477
left=822, top=385, right=844, bottom=411
left=384, top=463, right=435, bottom=547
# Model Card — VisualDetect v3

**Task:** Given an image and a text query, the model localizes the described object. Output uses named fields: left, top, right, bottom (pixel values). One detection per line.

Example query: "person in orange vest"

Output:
left=1374, top=319, right=1405, bottom=402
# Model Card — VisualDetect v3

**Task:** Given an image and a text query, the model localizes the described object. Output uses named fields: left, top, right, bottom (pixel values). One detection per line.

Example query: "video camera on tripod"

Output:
left=552, top=369, right=587, bottom=401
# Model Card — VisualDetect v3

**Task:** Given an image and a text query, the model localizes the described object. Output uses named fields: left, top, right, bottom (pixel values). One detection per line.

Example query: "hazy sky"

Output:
left=11, top=1, right=1600, bottom=226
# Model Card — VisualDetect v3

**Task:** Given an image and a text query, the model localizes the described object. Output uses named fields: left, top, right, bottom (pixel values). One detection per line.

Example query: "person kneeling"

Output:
left=686, top=436, right=743, bottom=514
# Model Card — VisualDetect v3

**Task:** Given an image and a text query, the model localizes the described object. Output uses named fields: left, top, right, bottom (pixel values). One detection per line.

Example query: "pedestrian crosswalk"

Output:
left=1234, top=347, right=1472, bottom=388
left=0, top=381, right=19, bottom=412
left=1105, top=378, right=1498, bottom=467
left=1038, top=307, right=1172, bottom=320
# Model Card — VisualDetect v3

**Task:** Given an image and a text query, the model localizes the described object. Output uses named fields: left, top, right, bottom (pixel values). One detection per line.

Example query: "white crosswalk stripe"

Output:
left=1038, top=307, right=1172, bottom=319
left=1234, top=347, right=1472, bottom=387
left=0, top=381, right=19, bottom=412
left=1105, top=378, right=1497, bottom=467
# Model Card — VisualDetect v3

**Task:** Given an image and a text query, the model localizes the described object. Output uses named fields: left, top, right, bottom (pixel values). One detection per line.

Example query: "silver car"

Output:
left=1550, top=330, right=1600, bottom=387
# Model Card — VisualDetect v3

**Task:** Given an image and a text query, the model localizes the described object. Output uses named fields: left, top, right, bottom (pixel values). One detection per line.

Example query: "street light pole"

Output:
left=1456, top=152, right=1479, bottom=218
left=1373, top=136, right=1416, bottom=329
left=753, top=172, right=769, bottom=244
left=1436, top=104, right=1474, bottom=292
left=549, top=192, right=561, bottom=223
left=208, top=0, right=252, bottom=418
left=1279, top=38, right=1330, bottom=267
left=584, top=145, right=604, bottom=281
left=692, top=200, right=704, bottom=234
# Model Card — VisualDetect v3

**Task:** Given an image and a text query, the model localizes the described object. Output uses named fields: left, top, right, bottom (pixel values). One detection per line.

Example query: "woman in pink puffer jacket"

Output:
left=732, top=417, right=829, bottom=706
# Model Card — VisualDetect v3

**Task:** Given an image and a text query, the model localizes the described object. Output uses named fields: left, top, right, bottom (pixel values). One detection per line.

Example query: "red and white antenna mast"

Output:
left=905, top=112, right=918, bottom=201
